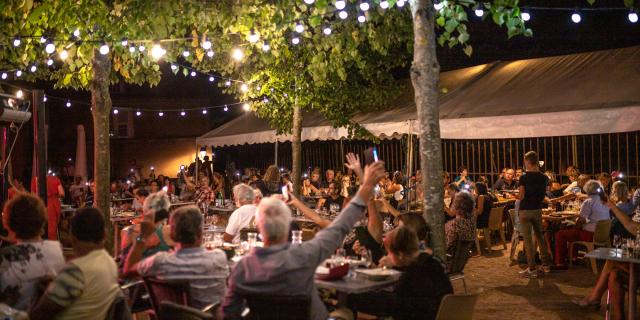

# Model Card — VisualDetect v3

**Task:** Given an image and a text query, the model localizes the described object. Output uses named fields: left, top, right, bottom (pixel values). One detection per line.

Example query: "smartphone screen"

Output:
left=364, top=147, right=377, bottom=165
left=372, top=147, right=379, bottom=162
left=281, top=185, right=289, bottom=201
left=180, top=165, right=185, bottom=171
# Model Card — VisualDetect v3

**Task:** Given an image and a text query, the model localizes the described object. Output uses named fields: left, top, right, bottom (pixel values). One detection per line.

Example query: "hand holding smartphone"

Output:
left=364, top=147, right=379, bottom=165
left=281, top=185, right=289, bottom=201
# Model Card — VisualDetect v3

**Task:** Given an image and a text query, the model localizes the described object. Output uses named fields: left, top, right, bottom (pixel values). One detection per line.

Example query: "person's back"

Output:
left=519, top=171, right=548, bottom=210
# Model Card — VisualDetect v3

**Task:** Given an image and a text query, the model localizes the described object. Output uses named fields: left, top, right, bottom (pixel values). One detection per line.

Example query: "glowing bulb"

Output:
left=47, top=59, right=54, bottom=66
left=1, top=73, right=6, bottom=80
left=433, top=1, right=443, bottom=10
left=43, top=96, right=47, bottom=102
left=182, top=50, right=190, bottom=57
left=223, top=105, right=229, bottom=112
left=380, top=1, right=389, bottom=9
left=225, top=80, right=231, bottom=87
left=113, top=109, right=119, bottom=115
left=121, top=38, right=128, bottom=46
left=190, top=71, right=197, bottom=77
left=138, top=45, right=146, bottom=52
left=202, top=109, right=208, bottom=114
left=358, top=15, right=366, bottom=23
left=171, top=64, right=177, bottom=71
left=339, top=11, right=348, bottom=19
left=15, top=70, right=22, bottom=77
left=66, top=101, right=71, bottom=108
left=292, top=37, right=300, bottom=45
left=209, top=76, right=215, bottom=82
left=397, top=0, right=406, bottom=7
left=151, top=44, right=165, bottom=59
left=295, top=23, right=305, bottom=33
left=202, top=40, right=212, bottom=50
left=232, top=48, right=244, bottom=61
left=60, top=50, right=68, bottom=60
left=629, top=12, right=639, bottom=23
left=16, top=90, right=23, bottom=98
left=335, top=0, right=346, bottom=10
left=136, top=111, right=142, bottom=116
left=30, top=65, right=37, bottom=72
left=73, top=29, right=80, bottom=37
left=129, top=46, right=136, bottom=53
left=39, top=36, right=46, bottom=43
left=158, top=112, right=164, bottom=117
left=521, top=12, right=531, bottom=21
left=242, top=103, right=251, bottom=111
left=323, top=27, right=332, bottom=35
left=571, top=12, right=581, bottom=23
left=99, top=44, right=110, bottom=55
left=240, top=83, right=249, bottom=92
left=180, top=111, right=186, bottom=116
left=263, top=97, right=269, bottom=103
left=13, top=37, right=21, bottom=47
left=45, top=42, right=56, bottom=54
left=262, top=41, right=270, bottom=52
left=304, top=0, right=314, bottom=4
left=207, top=50, right=214, bottom=57
left=248, top=29, right=260, bottom=43
left=360, top=2, right=370, bottom=11
left=474, top=8, right=484, bottom=17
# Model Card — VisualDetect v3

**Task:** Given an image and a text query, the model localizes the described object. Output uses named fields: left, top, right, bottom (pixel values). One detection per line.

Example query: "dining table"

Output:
left=586, top=247, right=640, bottom=320
left=110, top=212, right=139, bottom=256
left=315, top=272, right=400, bottom=306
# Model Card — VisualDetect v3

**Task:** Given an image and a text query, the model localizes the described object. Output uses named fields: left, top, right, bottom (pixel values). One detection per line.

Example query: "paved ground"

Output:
left=459, top=244, right=605, bottom=320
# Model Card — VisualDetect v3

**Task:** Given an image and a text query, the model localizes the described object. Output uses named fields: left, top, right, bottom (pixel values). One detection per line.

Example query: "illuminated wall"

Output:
left=111, top=137, right=198, bottom=180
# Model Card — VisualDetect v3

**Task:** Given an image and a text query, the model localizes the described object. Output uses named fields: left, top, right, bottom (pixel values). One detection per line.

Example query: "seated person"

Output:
left=122, top=205, right=229, bottom=310
left=350, top=226, right=453, bottom=320
left=221, top=158, right=385, bottom=320
left=30, top=208, right=120, bottom=320
left=120, top=191, right=173, bottom=260
left=1, top=194, right=65, bottom=310
left=609, top=181, right=636, bottom=239
left=554, top=180, right=611, bottom=268
left=494, top=168, right=518, bottom=191
left=474, top=182, right=492, bottom=230
left=131, top=187, right=149, bottom=213
left=224, top=184, right=258, bottom=243
left=445, top=192, right=477, bottom=258
left=317, top=181, right=346, bottom=212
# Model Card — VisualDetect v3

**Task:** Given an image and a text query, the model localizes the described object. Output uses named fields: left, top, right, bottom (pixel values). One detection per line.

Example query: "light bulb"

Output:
left=151, top=44, right=165, bottom=59
left=16, top=90, right=23, bottom=98
left=339, top=11, right=348, bottom=19
left=397, top=0, right=406, bottom=7
left=248, top=29, right=260, bottom=43
left=521, top=12, right=531, bottom=21
left=360, top=2, right=370, bottom=11
left=183, top=50, right=190, bottom=57
left=292, top=37, right=300, bottom=45
left=99, top=44, right=110, bottom=55
left=73, top=29, right=80, bottom=37
left=263, top=97, right=269, bottom=103
left=136, top=111, right=142, bottom=116
left=240, top=83, right=249, bottom=92
left=138, top=45, right=146, bottom=52
left=225, top=80, right=231, bottom=87
left=207, top=50, right=214, bottom=57
left=30, top=65, right=37, bottom=72
left=202, top=109, right=208, bottom=114
left=129, top=46, right=136, bottom=53
left=45, top=42, right=56, bottom=54
left=113, top=109, right=119, bottom=114
left=295, top=23, right=305, bottom=33
left=223, top=105, right=228, bottom=112
left=66, top=101, right=71, bottom=108
left=335, top=0, right=346, bottom=10
left=232, top=48, right=244, bottom=61
left=629, top=12, right=639, bottom=23
left=180, top=111, right=186, bottom=116
left=380, top=1, right=389, bottom=9
left=15, top=70, right=22, bottom=77
left=47, top=59, right=54, bottom=66
left=304, top=0, right=315, bottom=4
left=190, top=71, right=196, bottom=77
left=13, top=37, right=21, bottom=47
left=571, top=12, right=581, bottom=23
left=323, top=27, right=332, bottom=35
left=40, top=36, right=46, bottom=43
left=242, top=103, right=251, bottom=111
left=121, top=38, right=128, bottom=46
left=43, top=96, right=47, bottom=102
left=474, top=8, right=484, bottom=17
left=202, top=40, right=212, bottom=50
left=262, top=41, right=270, bottom=52
left=358, top=15, right=366, bottom=23
left=209, top=76, right=215, bottom=82
left=171, top=64, right=177, bottom=71
left=60, top=50, right=68, bottom=60
left=1, top=73, right=7, bottom=79
left=158, top=112, right=164, bottom=117
left=433, top=1, right=442, bottom=10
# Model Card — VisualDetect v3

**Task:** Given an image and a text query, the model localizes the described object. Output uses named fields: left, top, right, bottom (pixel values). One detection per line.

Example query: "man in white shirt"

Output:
left=224, top=184, right=258, bottom=243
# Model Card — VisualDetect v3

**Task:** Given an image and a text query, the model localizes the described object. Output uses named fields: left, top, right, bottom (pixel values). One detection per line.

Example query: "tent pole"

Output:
left=274, top=138, right=278, bottom=166
left=195, top=143, right=199, bottom=183
left=406, top=133, right=412, bottom=208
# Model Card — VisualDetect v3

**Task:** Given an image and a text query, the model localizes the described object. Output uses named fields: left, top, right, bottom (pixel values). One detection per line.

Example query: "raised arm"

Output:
left=289, top=193, right=331, bottom=229
left=367, top=200, right=384, bottom=244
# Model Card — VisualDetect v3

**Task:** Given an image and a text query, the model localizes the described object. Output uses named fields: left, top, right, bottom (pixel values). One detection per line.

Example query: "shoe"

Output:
left=519, top=268, right=538, bottom=279
left=539, top=265, right=551, bottom=274
left=571, top=297, right=601, bottom=311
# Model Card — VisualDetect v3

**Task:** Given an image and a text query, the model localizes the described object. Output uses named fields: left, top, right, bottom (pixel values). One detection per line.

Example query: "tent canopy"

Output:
left=198, top=46, right=640, bottom=147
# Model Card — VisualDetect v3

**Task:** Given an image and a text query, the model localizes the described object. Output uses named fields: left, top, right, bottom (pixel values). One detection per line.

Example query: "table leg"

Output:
left=629, top=263, right=636, bottom=320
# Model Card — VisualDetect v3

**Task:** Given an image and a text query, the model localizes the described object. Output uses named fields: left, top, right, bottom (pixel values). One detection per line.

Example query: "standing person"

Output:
left=31, top=174, right=65, bottom=240
left=516, top=151, right=553, bottom=278
left=68, top=177, right=86, bottom=207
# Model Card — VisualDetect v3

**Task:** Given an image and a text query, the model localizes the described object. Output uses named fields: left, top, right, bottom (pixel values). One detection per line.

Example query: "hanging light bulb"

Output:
left=136, top=110, right=142, bottom=117
left=571, top=12, right=581, bottom=23
left=13, top=37, right=21, bottom=47
left=380, top=1, right=389, bottom=9
left=295, top=23, right=305, bottom=33
left=73, top=29, right=81, bottom=38
left=66, top=101, right=71, bottom=108
left=15, top=70, right=22, bottom=77
left=397, top=0, right=406, bottom=7
left=190, top=71, right=196, bottom=77
left=138, top=44, right=146, bottom=52
left=30, top=65, right=37, bottom=72
left=521, top=11, right=531, bottom=21
left=433, top=1, right=443, bottom=10
left=99, top=43, right=110, bottom=55
left=232, top=48, right=244, bottom=61
left=359, top=1, right=370, bottom=11
left=183, top=50, right=190, bottom=57
left=113, top=109, right=119, bottom=115
left=171, top=64, right=178, bottom=71
left=225, top=80, right=231, bottom=87
left=151, top=44, right=165, bottom=60
left=129, top=46, right=136, bottom=53
left=209, top=76, right=215, bottom=82
left=202, top=109, right=208, bottom=114
left=180, top=110, right=186, bottom=116
left=47, top=59, right=54, bottom=66
left=207, top=50, right=214, bottom=57
left=1, top=73, right=7, bottom=80
left=59, top=49, right=69, bottom=60
left=629, top=10, right=639, bottom=23
left=240, top=83, right=249, bottom=92
left=474, top=8, right=484, bottom=17
left=263, top=97, right=269, bottom=103
left=262, top=41, right=270, bottom=52
left=248, top=29, right=260, bottom=43
left=323, top=26, right=332, bottom=35
left=292, top=36, right=300, bottom=45
left=202, top=40, right=212, bottom=50
left=45, top=42, right=56, bottom=54
left=121, top=38, right=129, bottom=46
left=335, top=0, right=346, bottom=10
left=43, top=96, right=47, bottom=102
left=16, top=90, right=23, bottom=98
left=158, top=111, right=164, bottom=117
left=242, top=103, right=251, bottom=111
left=358, top=15, right=366, bottom=23
left=223, top=105, right=229, bottom=112
left=39, top=36, right=46, bottom=43
left=303, top=0, right=315, bottom=4
left=339, top=10, right=348, bottom=19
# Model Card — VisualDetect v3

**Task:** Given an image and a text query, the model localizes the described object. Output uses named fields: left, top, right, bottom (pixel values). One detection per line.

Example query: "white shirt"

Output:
left=225, top=204, right=257, bottom=243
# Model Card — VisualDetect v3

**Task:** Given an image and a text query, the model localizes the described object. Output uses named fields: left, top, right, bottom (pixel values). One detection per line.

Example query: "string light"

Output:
left=43, top=96, right=47, bottom=102
left=358, top=15, right=366, bottom=23
left=629, top=10, right=639, bottom=23
left=521, top=11, right=531, bottom=21
left=242, top=103, right=251, bottom=111
left=202, top=109, right=208, bottom=114
left=571, top=11, right=582, bottom=23
left=1, top=73, right=7, bottom=79
left=129, top=46, right=136, bottom=53
left=248, top=29, right=260, bottom=43
left=171, top=64, right=178, bottom=71
left=359, top=1, right=370, bottom=11
left=45, top=42, right=56, bottom=54
left=183, top=50, right=190, bottom=57
left=180, top=110, right=186, bottom=116
left=60, top=49, right=69, bottom=60
left=158, top=111, right=164, bottom=117
left=47, top=59, right=54, bottom=66
left=380, top=1, right=389, bottom=9
left=303, top=0, right=315, bottom=4
left=262, top=41, right=270, bottom=52
left=121, top=38, right=129, bottom=46
left=240, top=83, right=249, bottom=92
left=99, top=43, right=110, bottom=55
left=30, top=65, right=37, bottom=72
left=207, top=50, right=214, bottom=57
left=232, top=48, right=244, bottom=61
left=323, top=26, right=332, bottom=35
left=339, top=11, right=348, bottom=19
left=113, top=109, right=119, bottom=115
left=202, top=40, right=212, bottom=50
left=335, top=0, right=346, bottom=10
left=474, top=7, right=484, bottom=17
left=397, top=0, right=406, bottom=7
left=209, top=76, right=215, bottom=82
left=39, top=36, right=46, bottom=43
left=225, top=80, right=231, bottom=86
left=295, top=23, right=305, bottom=33
left=73, top=29, right=80, bottom=38
left=138, top=45, right=146, bottom=52
left=66, top=101, right=71, bottom=108
left=16, top=90, right=23, bottom=98
left=151, top=44, right=165, bottom=60
left=136, top=110, right=142, bottom=116
left=15, top=70, right=22, bottom=77
left=433, top=1, right=443, bottom=10
left=190, top=71, right=197, bottom=77
left=12, top=37, right=20, bottom=47
left=223, top=105, right=229, bottom=112
left=292, top=36, right=300, bottom=45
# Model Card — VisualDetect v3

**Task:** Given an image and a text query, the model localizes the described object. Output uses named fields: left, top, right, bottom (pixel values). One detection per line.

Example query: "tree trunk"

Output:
left=291, top=104, right=303, bottom=196
left=90, top=50, right=113, bottom=251
left=410, top=0, right=445, bottom=260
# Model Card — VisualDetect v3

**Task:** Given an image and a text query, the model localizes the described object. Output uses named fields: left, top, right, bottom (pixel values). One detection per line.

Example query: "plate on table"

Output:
left=315, top=263, right=350, bottom=281
left=355, top=268, right=401, bottom=281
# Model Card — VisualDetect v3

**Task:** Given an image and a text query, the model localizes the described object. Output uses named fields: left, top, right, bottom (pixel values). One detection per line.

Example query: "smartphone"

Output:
left=180, top=165, right=185, bottom=171
left=281, top=185, right=289, bottom=201
left=597, top=187, right=608, bottom=202
left=364, top=147, right=379, bottom=165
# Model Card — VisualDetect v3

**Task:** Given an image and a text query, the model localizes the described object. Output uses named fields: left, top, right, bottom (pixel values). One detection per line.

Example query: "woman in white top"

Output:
left=0, top=194, right=65, bottom=311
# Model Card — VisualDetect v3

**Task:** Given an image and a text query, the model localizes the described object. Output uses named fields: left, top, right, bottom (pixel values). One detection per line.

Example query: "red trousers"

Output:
left=47, top=198, right=61, bottom=240
left=554, top=228, right=593, bottom=265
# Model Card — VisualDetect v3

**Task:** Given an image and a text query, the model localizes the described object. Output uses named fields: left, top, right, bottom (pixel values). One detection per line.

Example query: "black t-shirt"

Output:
left=518, top=171, right=549, bottom=210
left=322, top=195, right=345, bottom=211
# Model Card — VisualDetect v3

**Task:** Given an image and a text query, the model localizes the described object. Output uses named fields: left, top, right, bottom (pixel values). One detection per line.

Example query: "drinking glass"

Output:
left=335, top=248, right=346, bottom=265
left=213, top=233, right=224, bottom=247
left=613, top=235, right=621, bottom=256
left=247, top=232, right=258, bottom=247
left=360, top=249, right=373, bottom=268
left=291, top=230, right=303, bottom=244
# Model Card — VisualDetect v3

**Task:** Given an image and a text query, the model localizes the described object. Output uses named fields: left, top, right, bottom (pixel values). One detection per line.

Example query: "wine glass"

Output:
left=360, top=249, right=373, bottom=268
left=613, top=235, right=621, bottom=256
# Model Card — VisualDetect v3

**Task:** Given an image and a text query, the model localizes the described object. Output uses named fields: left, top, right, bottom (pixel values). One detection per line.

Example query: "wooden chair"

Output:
left=244, top=295, right=311, bottom=320
left=434, top=292, right=481, bottom=320
left=448, top=240, right=475, bottom=294
left=478, top=207, right=507, bottom=252
left=143, top=277, right=216, bottom=319
left=569, top=220, right=612, bottom=275
left=159, top=302, right=215, bottom=320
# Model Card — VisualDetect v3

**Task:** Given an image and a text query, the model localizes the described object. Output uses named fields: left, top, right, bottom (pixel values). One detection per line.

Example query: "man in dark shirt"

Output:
left=516, top=151, right=552, bottom=278
left=494, top=168, right=518, bottom=191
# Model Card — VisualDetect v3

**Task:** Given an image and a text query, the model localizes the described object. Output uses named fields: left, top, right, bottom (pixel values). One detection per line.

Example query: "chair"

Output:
left=448, top=240, right=475, bottom=294
left=434, top=292, right=481, bottom=320
left=105, top=291, right=134, bottom=320
left=478, top=207, right=507, bottom=252
left=143, top=277, right=217, bottom=318
left=569, top=219, right=612, bottom=275
left=508, top=209, right=523, bottom=261
left=159, top=302, right=215, bottom=320
left=244, top=295, right=311, bottom=320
